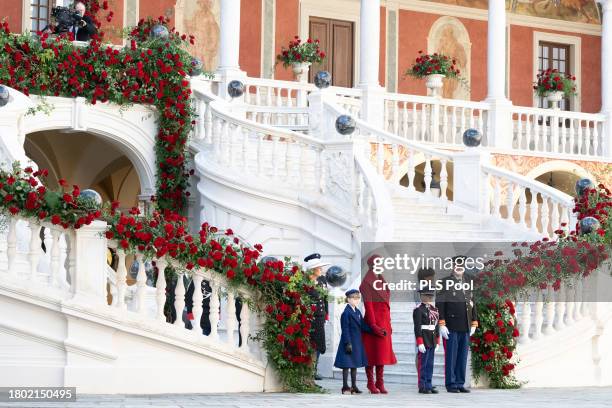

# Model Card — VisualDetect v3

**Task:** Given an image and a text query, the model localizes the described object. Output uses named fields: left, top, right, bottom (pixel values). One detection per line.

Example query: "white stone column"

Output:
left=217, top=0, right=246, bottom=99
left=358, top=0, right=384, bottom=128
left=599, top=0, right=612, bottom=157
left=486, top=0, right=507, bottom=101
left=484, top=0, right=512, bottom=149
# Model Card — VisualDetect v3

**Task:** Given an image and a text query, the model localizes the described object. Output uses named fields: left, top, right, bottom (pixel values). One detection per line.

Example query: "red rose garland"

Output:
left=472, top=186, right=611, bottom=388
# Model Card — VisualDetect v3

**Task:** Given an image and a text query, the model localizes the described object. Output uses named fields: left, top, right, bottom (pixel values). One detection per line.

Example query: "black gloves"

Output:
left=345, top=343, right=352, bottom=354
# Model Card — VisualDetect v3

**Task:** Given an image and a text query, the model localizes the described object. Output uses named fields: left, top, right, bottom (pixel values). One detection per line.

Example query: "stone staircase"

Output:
left=391, top=195, right=504, bottom=241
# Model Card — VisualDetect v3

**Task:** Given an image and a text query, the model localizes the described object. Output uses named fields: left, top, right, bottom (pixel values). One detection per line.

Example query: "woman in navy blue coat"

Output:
left=334, top=289, right=372, bottom=394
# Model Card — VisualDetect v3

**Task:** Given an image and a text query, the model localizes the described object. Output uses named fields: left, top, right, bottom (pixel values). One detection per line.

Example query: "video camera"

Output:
left=51, top=6, right=83, bottom=34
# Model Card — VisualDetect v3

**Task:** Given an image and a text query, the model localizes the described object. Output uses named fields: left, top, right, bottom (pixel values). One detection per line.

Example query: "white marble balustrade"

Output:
left=482, top=164, right=575, bottom=238
left=511, top=107, right=605, bottom=157
left=383, top=94, right=489, bottom=146
left=105, top=246, right=257, bottom=354
left=0, top=216, right=73, bottom=293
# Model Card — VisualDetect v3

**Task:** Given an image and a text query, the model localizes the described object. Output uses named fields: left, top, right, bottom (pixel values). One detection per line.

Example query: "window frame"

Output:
left=30, top=0, right=53, bottom=33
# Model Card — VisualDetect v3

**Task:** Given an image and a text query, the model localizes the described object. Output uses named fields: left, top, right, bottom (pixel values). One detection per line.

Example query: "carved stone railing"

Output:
left=0, top=213, right=264, bottom=362
left=383, top=93, right=490, bottom=147
left=481, top=164, right=575, bottom=239
left=510, top=106, right=606, bottom=157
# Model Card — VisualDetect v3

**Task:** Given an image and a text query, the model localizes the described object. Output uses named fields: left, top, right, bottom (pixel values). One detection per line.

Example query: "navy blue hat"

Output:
left=418, top=289, right=435, bottom=296
left=345, top=289, right=360, bottom=297
left=304, top=253, right=321, bottom=262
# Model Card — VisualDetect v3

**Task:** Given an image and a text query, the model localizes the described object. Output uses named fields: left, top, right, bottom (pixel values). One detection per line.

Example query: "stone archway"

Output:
left=23, top=97, right=158, bottom=198
left=427, top=16, right=471, bottom=100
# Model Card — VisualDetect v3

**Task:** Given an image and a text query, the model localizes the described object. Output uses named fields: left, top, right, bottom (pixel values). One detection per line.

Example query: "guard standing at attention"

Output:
left=436, top=255, right=478, bottom=393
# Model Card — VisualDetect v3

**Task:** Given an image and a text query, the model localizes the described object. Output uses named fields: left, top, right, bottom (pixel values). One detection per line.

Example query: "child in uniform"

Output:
left=413, top=288, right=440, bottom=394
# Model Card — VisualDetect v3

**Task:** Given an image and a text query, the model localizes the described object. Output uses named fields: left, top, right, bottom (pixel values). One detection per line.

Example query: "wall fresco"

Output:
left=425, top=0, right=601, bottom=24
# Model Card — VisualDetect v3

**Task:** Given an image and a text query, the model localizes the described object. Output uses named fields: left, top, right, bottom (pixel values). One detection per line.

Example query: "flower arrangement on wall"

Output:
left=533, top=68, right=577, bottom=98
left=276, top=36, right=326, bottom=68
left=471, top=183, right=611, bottom=388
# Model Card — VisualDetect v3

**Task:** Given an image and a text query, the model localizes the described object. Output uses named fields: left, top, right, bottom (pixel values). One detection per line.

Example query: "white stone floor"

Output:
left=1, top=379, right=611, bottom=408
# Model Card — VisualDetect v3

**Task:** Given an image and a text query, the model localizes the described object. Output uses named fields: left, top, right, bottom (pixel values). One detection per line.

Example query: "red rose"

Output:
left=51, top=215, right=61, bottom=225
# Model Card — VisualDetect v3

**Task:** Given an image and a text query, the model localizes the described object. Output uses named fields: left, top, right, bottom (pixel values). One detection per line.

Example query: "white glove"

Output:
left=418, top=344, right=426, bottom=354
left=435, top=344, right=439, bottom=352
left=470, top=326, right=476, bottom=336
left=439, top=325, right=449, bottom=340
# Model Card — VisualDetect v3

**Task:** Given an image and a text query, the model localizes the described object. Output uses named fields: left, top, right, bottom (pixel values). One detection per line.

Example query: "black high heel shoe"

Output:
left=351, top=386, right=363, bottom=394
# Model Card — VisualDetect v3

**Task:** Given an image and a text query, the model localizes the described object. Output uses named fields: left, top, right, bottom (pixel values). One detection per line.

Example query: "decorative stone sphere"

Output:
left=189, top=57, right=203, bottom=76
left=79, top=189, right=103, bottom=206
left=575, top=178, right=595, bottom=197
left=463, top=128, right=482, bottom=147
left=314, top=71, right=332, bottom=89
left=580, top=216, right=601, bottom=235
left=227, top=80, right=245, bottom=99
left=325, top=265, right=347, bottom=287
left=261, top=256, right=279, bottom=265
left=335, top=115, right=356, bottom=135
left=0, top=85, right=9, bottom=107
left=150, top=24, right=169, bottom=39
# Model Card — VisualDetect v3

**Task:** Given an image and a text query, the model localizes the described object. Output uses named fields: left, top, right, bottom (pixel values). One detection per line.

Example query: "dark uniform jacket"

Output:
left=413, top=303, right=440, bottom=348
left=435, top=273, right=478, bottom=333
left=308, top=276, right=329, bottom=353
left=72, top=16, right=97, bottom=41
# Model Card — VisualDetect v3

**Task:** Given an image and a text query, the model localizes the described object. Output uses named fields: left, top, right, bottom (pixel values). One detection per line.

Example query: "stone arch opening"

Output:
left=25, top=130, right=143, bottom=211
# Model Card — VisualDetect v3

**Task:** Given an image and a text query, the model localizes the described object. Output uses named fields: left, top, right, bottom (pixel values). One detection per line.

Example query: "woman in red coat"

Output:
left=359, top=262, right=397, bottom=394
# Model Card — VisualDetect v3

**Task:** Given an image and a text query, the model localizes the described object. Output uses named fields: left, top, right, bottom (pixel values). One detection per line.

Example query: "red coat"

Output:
left=359, top=270, right=397, bottom=366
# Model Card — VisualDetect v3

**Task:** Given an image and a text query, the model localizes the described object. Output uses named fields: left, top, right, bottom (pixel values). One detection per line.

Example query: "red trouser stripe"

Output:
left=417, top=351, right=421, bottom=389
left=443, top=338, right=447, bottom=385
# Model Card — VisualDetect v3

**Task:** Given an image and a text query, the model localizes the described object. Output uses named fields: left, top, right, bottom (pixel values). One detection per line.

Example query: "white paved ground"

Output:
left=1, top=379, right=611, bottom=408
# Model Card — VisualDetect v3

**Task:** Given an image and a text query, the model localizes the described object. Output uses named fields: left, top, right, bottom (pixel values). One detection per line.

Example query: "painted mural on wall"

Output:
left=428, top=17, right=471, bottom=100
left=174, top=0, right=220, bottom=71
left=425, top=0, right=601, bottom=24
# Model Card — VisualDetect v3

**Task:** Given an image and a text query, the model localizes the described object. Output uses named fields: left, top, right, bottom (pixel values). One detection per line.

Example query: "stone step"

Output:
left=393, top=215, right=471, bottom=225
left=393, top=205, right=449, bottom=215
left=393, top=221, right=483, bottom=232
left=394, top=230, right=504, bottom=240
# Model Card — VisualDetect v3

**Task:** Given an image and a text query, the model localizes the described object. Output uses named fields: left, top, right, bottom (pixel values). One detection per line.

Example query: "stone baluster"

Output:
left=533, top=290, right=544, bottom=340
left=155, top=258, right=167, bottom=321
left=135, top=253, right=147, bottom=314
left=518, top=187, right=528, bottom=228
left=116, top=249, right=128, bottom=310
left=226, top=291, right=236, bottom=346
left=192, top=273, right=204, bottom=335
left=440, top=159, right=448, bottom=200
left=519, top=299, right=532, bottom=343
left=391, top=144, right=399, bottom=178
left=239, top=295, right=250, bottom=351
left=174, top=272, right=186, bottom=327
left=565, top=283, right=575, bottom=326
left=543, top=286, right=556, bottom=334
left=530, top=191, right=539, bottom=232
left=7, top=217, right=17, bottom=277
left=423, top=156, right=432, bottom=195
left=50, top=229, right=61, bottom=288
left=574, top=279, right=583, bottom=320
left=28, top=221, right=41, bottom=282
left=209, top=279, right=220, bottom=340
left=540, top=196, right=550, bottom=237
left=554, top=285, right=566, bottom=330
left=407, top=151, right=416, bottom=191
left=492, top=177, right=501, bottom=218
left=204, top=101, right=213, bottom=144
left=506, top=180, right=515, bottom=221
